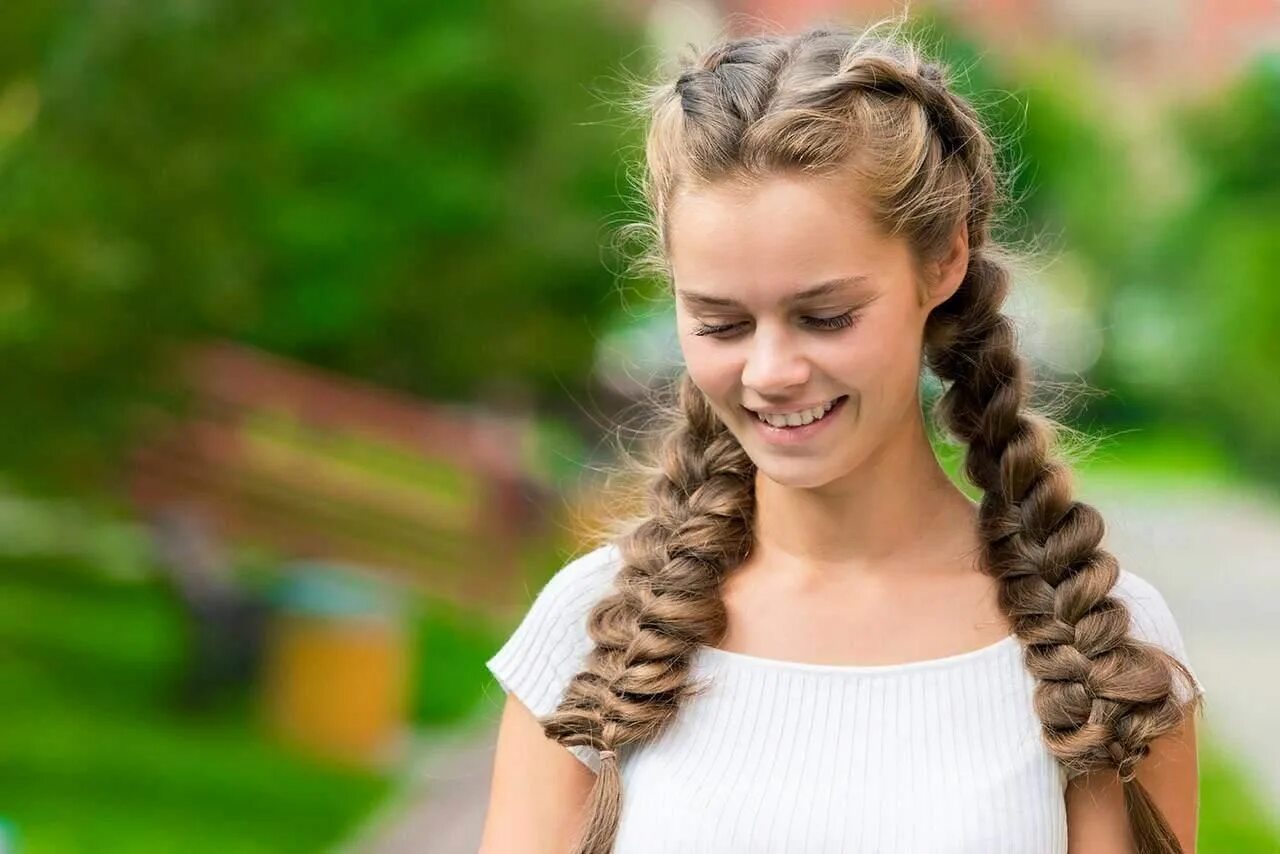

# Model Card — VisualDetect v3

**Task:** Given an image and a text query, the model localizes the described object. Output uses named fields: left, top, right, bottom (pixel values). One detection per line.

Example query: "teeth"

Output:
left=755, top=397, right=839, bottom=428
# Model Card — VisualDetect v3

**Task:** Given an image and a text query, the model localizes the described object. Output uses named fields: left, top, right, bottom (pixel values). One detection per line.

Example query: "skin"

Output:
left=479, top=171, right=1199, bottom=852
left=480, top=694, right=595, bottom=853
left=1066, top=719, right=1200, bottom=854
left=668, top=173, right=1006, bottom=666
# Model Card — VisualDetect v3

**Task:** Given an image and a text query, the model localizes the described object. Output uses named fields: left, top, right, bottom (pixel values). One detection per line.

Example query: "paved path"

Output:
left=1086, top=479, right=1280, bottom=813
left=335, top=712, right=500, bottom=854
left=348, top=478, right=1280, bottom=852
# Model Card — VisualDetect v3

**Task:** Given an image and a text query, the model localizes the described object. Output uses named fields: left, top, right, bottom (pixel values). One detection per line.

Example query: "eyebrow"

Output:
left=676, top=275, right=873, bottom=310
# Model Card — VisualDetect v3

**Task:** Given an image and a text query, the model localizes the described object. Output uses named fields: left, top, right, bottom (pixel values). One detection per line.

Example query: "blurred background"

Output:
left=0, top=0, right=1276, bottom=851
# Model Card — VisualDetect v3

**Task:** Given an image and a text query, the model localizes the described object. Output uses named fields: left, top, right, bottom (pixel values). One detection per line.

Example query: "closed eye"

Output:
left=692, top=310, right=860, bottom=338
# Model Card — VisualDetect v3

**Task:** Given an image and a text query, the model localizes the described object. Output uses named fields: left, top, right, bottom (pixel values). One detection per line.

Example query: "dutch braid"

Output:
left=543, top=374, right=756, bottom=854
left=925, top=249, right=1197, bottom=848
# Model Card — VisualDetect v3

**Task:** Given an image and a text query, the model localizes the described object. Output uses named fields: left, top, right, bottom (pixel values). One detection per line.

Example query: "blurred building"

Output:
left=638, top=0, right=1280, bottom=101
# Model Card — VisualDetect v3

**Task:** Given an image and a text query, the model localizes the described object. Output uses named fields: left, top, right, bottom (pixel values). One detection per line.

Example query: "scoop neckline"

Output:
left=697, top=632, right=1021, bottom=674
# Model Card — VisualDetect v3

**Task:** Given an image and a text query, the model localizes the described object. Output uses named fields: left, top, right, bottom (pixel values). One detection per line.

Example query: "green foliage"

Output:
left=909, top=12, right=1141, bottom=267
left=0, top=522, right=589, bottom=846
left=1100, top=55, right=1280, bottom=479
left=916, top=14, right=1280, bottom=486
left=1072, top=427, right=1243, bottom=490
left=0, top=1, right=644, bottom=497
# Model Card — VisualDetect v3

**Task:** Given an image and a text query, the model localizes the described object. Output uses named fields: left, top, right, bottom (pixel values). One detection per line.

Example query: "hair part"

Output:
left=546, top=20, right=1201, bottom=854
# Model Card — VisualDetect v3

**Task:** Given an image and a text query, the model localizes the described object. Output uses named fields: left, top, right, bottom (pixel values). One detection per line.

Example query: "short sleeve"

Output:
left=485, top=542, right=623, bottom=773
left=1112, top=570, right=1205, bottom=705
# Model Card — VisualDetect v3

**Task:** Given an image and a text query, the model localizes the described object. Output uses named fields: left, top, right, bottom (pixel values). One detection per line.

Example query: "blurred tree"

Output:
left=912, top=14, right=1280, bottom=490
left=0, top=1, right=644, bottom=497
left=1101, top=55, right=1280, bottom=478
left=907, top=11, right=1145, bottom=421
left=907, top=12, right=1141, bottom=269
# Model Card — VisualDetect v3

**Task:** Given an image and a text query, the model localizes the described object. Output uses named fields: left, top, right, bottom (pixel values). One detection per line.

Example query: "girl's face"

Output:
left=668, top=172, right=951, bottom=490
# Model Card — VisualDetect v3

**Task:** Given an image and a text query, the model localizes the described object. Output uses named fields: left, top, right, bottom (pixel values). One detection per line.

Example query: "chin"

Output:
left=755, top=460, right=848, bottom=491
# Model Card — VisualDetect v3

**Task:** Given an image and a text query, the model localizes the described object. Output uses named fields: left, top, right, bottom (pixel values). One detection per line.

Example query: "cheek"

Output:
left=860, top=325, right=925, bottom=407
left=679, top=337, right=739, bottom=399
left=849, top=329, right=914, bottom=376
left=832, top=317, right=924, bottom=399
left=819, top=321, right=892, bottom=375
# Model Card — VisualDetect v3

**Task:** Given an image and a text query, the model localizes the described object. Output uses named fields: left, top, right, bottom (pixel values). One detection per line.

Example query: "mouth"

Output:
left=743, top=395, right=849, bottom=445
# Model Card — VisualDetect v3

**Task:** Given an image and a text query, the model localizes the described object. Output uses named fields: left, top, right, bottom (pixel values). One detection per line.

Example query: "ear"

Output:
left=922, top=224, right=970, bottom=311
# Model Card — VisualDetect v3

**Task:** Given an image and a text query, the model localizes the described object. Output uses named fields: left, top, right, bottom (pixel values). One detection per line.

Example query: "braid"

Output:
left=924, top=250, right=1199, bottom=851
left=831, top=55, right=973, bottom=160
left=542, top=373, right=756, bottom=854
left=861, top=43, right=1207, bottom=850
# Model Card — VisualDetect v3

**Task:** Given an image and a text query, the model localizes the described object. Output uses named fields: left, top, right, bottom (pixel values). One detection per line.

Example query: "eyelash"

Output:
left=692, top=311, right=860, bottom=338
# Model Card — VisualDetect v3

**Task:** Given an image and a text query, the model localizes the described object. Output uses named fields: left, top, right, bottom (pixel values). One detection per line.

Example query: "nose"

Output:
left=740, top=324, right=811, bottom=396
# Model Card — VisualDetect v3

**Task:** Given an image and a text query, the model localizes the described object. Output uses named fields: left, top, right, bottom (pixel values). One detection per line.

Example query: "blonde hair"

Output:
left=544, top=21, right=1201, bottom=854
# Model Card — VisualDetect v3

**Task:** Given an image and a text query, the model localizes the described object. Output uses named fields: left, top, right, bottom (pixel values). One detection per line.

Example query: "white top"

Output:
left=486, top=543, right=1202, bottom=853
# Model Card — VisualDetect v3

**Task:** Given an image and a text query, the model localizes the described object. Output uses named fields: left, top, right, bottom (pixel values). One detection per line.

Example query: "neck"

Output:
left=750, top=399, right=978, bottom=584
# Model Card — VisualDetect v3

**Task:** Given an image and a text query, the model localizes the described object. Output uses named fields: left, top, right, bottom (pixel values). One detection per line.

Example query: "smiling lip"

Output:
left=745, top=395, right=848, bottom=446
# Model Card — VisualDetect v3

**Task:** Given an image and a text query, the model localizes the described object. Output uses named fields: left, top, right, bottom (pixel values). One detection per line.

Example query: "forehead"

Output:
left=667, top=173, right=902, bottom=302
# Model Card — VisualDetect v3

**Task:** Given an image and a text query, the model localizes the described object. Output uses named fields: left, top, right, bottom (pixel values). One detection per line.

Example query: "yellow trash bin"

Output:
left=261, top=563, right=411, bottom=768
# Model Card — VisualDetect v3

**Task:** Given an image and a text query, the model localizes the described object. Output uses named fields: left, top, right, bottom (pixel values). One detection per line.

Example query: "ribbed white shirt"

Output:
left=486, top=543, right=1202, bottom=853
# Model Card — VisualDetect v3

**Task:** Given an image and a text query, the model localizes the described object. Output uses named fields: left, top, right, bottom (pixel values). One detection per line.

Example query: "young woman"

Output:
left=480, top=22, right=1203, bottom=854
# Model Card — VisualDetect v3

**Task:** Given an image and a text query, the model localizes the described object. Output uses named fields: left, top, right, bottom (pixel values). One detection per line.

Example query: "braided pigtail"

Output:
left=925, top=246, right=1200, bottom=852
left=895, top=49, right=1203, bottom=853
left=542, top=373, right=755, bottom=854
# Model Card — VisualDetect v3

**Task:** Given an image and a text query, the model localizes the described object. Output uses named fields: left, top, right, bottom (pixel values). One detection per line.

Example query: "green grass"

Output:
left=0, top=555, right=389, bottom=854
left=410, top=593, right=506, bottom=725
left=1200, top=739, right=1280, bottom=852
left=0, top=498, right=568, bottom=853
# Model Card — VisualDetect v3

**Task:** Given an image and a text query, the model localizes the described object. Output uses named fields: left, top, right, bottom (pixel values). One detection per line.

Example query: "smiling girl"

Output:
left=481, top=21, right=1203, bottom=854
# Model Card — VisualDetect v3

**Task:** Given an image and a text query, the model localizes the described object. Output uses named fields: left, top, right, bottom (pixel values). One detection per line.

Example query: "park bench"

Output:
left=126, top=339, right=556, bottom=710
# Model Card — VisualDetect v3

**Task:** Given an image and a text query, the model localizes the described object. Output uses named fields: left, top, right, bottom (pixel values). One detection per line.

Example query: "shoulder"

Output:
left=485, top=542, right=625, bottom=772
left=1111, top=569, right=1185, bottom=651
left=1111, top=569, right=1204, bottom=702
left=485, top=541, right=624, bottom=716
left=533, top=541, right=625, bottom=610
